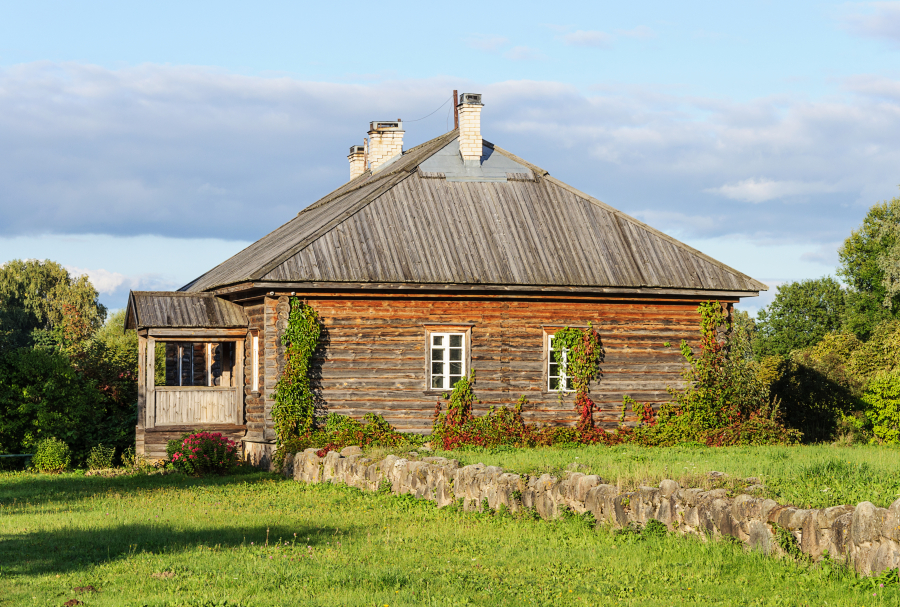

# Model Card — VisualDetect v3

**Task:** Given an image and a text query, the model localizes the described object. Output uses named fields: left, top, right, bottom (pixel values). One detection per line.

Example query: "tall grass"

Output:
left=392, top=444, right=900, bottom=509
left=0, top=471, right=896, bottom=606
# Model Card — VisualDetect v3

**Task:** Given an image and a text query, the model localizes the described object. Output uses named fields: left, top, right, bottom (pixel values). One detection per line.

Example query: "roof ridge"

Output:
left=248, top=131, right=461, bottom=281
left=544, top=174, right=767, bottom=290
left=296, top=130, right=459, bottom=218
left=488, top=140, right=765, bottom=291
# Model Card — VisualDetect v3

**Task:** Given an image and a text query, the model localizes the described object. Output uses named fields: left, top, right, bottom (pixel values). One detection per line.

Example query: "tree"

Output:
left=838, top=195, right=900, bottom=338
left=753, top=277, right=845, bottom=358
left=0, top=259, right=106, bottom=352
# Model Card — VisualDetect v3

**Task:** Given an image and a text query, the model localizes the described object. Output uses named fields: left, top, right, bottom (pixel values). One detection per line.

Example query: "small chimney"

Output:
left=348, top=145, right=366, bottom=180
left=457, top=93, right=483, bottom=167
left=367, top=120, right=404, bottom=171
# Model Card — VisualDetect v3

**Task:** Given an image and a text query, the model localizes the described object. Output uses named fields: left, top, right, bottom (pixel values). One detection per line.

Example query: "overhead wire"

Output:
left=403, top=95, right=452, bottom=123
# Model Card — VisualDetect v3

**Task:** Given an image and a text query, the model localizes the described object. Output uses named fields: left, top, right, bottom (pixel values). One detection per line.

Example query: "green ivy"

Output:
left=272, top=298, right=321, bottom=444
left=551, top=325, right=603, bottom=431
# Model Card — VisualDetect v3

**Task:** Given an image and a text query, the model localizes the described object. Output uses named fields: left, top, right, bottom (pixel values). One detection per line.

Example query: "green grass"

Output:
left=1, top=470, right=898, bottom=606
left=383, top=443, right=900, bottom=510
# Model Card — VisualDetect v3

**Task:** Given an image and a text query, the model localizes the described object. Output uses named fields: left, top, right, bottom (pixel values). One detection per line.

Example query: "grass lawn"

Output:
left=382, top=443, right=900, bottom=510
left=1, top=470, right=897, bottom=606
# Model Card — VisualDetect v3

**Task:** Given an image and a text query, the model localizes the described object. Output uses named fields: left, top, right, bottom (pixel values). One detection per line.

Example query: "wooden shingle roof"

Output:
left=180, top=131, right=766, bottom=295
left=125, top=291, right=248, bottom=330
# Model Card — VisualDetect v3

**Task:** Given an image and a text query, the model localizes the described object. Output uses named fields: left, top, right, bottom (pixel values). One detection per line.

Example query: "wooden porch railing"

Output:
left=150, top=386, right=242, bottom=427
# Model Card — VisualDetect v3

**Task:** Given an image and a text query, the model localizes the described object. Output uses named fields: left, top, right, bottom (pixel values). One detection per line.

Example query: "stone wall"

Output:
left=287, top=448, right=900, bottom=576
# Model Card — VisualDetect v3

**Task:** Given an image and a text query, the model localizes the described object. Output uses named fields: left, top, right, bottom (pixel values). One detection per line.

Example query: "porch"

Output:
left=126, top=292, right=251, bottom=459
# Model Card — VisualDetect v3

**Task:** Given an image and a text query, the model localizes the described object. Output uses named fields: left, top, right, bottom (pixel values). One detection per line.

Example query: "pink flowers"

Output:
left=168, top=431, right=239, bottom=475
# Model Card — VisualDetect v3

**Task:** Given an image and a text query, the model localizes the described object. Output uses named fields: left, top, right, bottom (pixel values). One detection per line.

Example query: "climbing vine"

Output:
left=552, top=325, right=604, bottom=432
left=272, top=298, right=321, bottom=444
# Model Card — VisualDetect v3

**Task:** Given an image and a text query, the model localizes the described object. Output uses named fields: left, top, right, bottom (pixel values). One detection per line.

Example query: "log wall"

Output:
left=259, top=291, right=730, bottom=433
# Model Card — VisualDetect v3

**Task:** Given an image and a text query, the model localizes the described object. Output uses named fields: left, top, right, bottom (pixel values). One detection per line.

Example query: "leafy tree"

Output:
left=838, top=195, right=900, bottom=338
left=753, top=278, right=845, bottom=358
left=0, top=259, right=106, bottom=352
left=0, top=347, right=108, bottom=461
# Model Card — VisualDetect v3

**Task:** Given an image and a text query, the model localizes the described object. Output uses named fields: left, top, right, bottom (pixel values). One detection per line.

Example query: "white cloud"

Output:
left=66, top=266, right=129, bottom=294
left=503, top=46, right=546, bottom=61
left=561, top=30, right=613, bottom=48
left=465, top=34, right=509, bottom=52
left=705, top=178, right=839, bottom=203
left=841, top=2, right=900, bottom=44
left=616, top=25, right=656, bottom=39
left=3, top=62, right=900, bottom=255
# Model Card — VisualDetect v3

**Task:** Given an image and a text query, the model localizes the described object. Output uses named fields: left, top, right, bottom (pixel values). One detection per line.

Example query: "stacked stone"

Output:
left=287, top=448, right=900, bottom=575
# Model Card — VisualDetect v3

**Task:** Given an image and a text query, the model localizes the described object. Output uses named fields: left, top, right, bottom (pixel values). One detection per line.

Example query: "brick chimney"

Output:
left=367, top=120, right=404, bottom=171
left=457, top=93, right=483, bottom=167
left=348, top=145, right=366, bottom=180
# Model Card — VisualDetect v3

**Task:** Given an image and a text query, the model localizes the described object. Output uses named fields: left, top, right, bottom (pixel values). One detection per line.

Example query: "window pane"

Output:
left=449, top=362, right=462, bottom=375
left=549, top=362, right=559, bottom=376
left=449, top=347, right=462, bottom=362
left=431, top=361, right=443, bottom=375
left=432, top=376, right=443, bottom=389
left=565, top=377, right=573, bottom=391
left=449, top=375, right=462, bottom=387
left=433, top=335, right=443, bottom=346
left=431, top=348, right=444, bottom=362
left=549, top=376, right=559, bottom=390
left=450, top=334, right=462, bottom=348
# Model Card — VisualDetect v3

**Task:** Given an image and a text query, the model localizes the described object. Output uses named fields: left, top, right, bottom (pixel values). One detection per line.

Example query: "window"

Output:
left=548, top=335, right=574, bottom=392
left=430, top=332, right=465, bottom=390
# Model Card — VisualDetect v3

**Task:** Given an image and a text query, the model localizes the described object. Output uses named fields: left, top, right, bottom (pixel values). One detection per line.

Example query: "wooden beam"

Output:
left=146, top=338, right=156, bottom=430
left=234, top=338, right=245, bottom=425
left=147, top=328, right=248, bottom=338
left=211, top=281, right=756, bottom=299
left=137, top=336, right=147, bottom=434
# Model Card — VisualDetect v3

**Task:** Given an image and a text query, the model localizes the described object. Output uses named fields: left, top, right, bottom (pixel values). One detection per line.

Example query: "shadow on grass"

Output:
left=0, top=521, right=345, bottom=576
left=0, top=469, right=282, bottom=507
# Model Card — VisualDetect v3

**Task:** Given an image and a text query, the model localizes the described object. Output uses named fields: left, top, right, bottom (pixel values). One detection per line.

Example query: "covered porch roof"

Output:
left=125, top=291, right=248, bottom=334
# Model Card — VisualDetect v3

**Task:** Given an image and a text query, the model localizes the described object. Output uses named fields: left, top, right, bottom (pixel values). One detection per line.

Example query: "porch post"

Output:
left=234, top=337, right=245, bottom=425
left=137, top=335, right=147, bottom=455
left=146, top=337, right=156, bottom=429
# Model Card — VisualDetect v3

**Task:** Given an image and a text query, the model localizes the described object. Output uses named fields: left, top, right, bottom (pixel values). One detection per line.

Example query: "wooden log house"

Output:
left=126, top=93, right=766, bottom=462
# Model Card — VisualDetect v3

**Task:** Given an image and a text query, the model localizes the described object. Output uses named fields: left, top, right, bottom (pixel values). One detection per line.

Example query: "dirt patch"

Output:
left=151, top=571, right=175, bottom=579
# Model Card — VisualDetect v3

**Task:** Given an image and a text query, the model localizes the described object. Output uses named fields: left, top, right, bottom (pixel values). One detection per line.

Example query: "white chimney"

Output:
left=348, top=145, right=366, bottom=180
left=367, top=120, right=404, bottom=171
left=457, top=93, right=483, bottom=167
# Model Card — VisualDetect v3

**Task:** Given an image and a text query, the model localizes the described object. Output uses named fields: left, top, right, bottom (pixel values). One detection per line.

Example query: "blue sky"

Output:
left=3, top=1, right=900, bottom=315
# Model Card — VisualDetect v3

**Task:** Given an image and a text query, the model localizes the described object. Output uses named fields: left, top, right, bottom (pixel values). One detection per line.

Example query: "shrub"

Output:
left=167, top=431, right=240, bottom=475
left=31, top=437, right=71, bottom=473
left=863, top=373, right=900, bottom=444
left=272, top=413, right=412, bottom=469
left=86, top=443, right=116, bottom=470
left=640, top=302, right=800, bottom=446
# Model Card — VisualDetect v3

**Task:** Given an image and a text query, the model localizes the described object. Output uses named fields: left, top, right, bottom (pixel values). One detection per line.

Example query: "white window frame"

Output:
left=429, top=332, right=467, bottom=390
left=251, top=332, right=260, bottom=392
left=548, top=335, right=574, bottom=392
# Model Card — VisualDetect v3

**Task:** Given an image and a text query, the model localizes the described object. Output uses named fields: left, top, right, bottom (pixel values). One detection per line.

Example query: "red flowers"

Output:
left=168, top=431, right=239, bottom=475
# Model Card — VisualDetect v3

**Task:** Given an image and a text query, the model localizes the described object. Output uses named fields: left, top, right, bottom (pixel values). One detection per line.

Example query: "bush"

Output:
left=86, top=443, right=116, bottom=470
left=863, top=373, right=900, bottom=444
left=31, top=437, right=71, bottom=473
left=167, top=431, right=240, bottom=475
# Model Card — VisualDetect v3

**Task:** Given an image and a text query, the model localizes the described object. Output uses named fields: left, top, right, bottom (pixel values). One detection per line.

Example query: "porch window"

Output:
left=430, top=332, right=466, bottom=390
left=548, top=335, right=574, bottom=392
left=159, top=342, right=235, bottom=387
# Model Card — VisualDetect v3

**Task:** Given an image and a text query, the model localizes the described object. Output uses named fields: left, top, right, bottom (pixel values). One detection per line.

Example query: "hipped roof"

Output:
left=180, top=130, right=766, bottom=296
